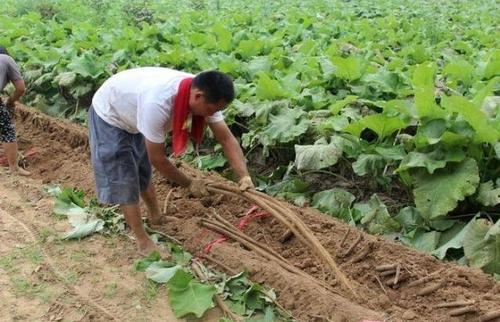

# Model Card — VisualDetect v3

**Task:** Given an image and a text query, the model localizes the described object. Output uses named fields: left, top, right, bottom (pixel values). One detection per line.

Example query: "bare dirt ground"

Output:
left=1, top=105, right=499, bottom=322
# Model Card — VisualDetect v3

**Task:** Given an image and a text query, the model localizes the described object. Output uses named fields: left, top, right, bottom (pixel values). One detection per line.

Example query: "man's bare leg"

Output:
left=4, top=142, right=30, bottom=176
left=140, top=183, right=162, bottom=224
left=121, top=203, right=157, bottom=254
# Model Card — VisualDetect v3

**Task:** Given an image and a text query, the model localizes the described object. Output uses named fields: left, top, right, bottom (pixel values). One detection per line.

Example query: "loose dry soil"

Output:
left=1, top=105, right=499, bottom=322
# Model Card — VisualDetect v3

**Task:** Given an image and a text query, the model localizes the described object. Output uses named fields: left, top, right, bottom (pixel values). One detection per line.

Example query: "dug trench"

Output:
left=8, top=105, right=500, bottom=322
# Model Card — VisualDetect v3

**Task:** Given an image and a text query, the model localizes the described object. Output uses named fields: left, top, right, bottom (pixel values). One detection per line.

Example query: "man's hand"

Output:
left=238, top=175, right=254, bottom=191
left=188, top=178, right=211, bottom=198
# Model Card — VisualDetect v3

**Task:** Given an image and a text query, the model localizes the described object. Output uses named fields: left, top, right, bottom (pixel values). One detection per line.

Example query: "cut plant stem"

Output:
left=375, top=264, right=396, bottom=272
left=393, top=265, right=401, bottom=285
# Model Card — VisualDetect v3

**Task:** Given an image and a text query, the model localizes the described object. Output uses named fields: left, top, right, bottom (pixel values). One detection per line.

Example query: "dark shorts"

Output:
left=0, top=103, right=16, bottom=143
left=88, top=106, right=152, bottom=205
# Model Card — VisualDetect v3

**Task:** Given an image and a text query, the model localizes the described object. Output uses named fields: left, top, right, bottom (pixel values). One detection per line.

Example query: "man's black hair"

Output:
left=192, top=70, right=235, bottom=104
left=0, top=47, right=9, bottom=56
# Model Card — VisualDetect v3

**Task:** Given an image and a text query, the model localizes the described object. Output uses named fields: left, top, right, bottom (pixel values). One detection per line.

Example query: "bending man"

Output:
left=89, top=67, right=253, bottom=255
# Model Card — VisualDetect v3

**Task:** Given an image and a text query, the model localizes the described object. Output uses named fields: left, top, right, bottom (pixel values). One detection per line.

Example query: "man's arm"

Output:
left=145, top=139, right=191, bottom=187
left=6, top=79, right=25, bottom=108
left=208, top=121, right=249, bottom=180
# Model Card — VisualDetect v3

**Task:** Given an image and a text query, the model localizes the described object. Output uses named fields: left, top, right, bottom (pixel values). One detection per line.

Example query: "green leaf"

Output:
left=476, top=181, right=500, bottom=207
left=413, top=158, right=480, bottom=219
left=375, top=145, right=406, bottom=160
left=355, top=194, right=400, bottom=235
left=134, top=251, right=162, bottom=271
left=463, top=219, right=500, bottom=274
left=145, top=263, right=182, bottom=284
left=419, top=119, right=447, bottom=144
left=331, top=56, right=364, bottom=81
left=312, top=188, right=356, bottom=217
left=168, top=270, right=216, bottom=318
left=401, top=229, right=441, bottom=254
left=67, top=52, right=104, bottom=78
left=394, top=207, right=426, bottom=233
left=412, top=63, right=444, bottom=119
left=441, top=95, right=499, bottom=144
left=194, top=153, right=227, bottom=170
left=398, top=152, right=447, bottom=174
left=352, top=154, right=385, bottom=176
left=256, top=73, right=289, bottom=100
left=432, top=220, right=470, bottom=260
left=294, top=139, right=343, bottom=170
left=63, top=219, right=104, bottom=240
left=259, top=108, right=310, bottom=146
left=330, top=95, right=358, bottom=115
left=345, top=113, right=407, bottom=139
left=54, top=72, right=76, bottom=87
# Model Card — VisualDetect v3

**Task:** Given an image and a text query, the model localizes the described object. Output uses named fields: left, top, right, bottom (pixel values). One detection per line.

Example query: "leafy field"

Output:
left=1, top=0, right=499, bottom=277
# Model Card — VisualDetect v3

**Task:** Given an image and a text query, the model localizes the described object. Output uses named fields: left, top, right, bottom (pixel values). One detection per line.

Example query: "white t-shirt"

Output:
left=92, top=67, right=224, bottom=143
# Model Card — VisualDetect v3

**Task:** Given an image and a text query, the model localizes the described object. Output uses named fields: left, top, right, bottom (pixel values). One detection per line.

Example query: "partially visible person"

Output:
left=0, top=46, right=30, bottom=176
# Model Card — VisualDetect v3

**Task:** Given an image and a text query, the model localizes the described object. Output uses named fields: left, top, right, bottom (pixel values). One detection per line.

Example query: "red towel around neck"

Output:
left=172, top=77, right=206, bottom=156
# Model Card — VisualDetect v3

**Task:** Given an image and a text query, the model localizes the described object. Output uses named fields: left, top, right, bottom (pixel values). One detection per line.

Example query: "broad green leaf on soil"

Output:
left=54, top=72, right=76, bottom=87
left=413, top=158, right=480, bottom=219
left=258, top=108, right=310, bottom=146
left=443, top=60, right=475, bottom=85
left=331, top=56, right=364, bottom=81
left=374, top=145, right=406, bottom=160
left=170, top=244, right=193, bottom=266
left=352, top=154, right=385, bottom=176
left=473, top=77, right=499, bottom=107
left=145, top=263, right=182, bottom=283
left=255, top=73, right=289, bottom=100
left=441, top=95, right=499, bottom=144
left=397, top=152, right=446, bottom=174
left=394, top=207, right=426, bottom=233
left=194, top=153, right=227, bottom=170
left=345, top=113, right=407, bottom=139
left=312, top=188, right=356, bottom=217
left=168, top=270, right=216, bottom=318
left=63, top=219, right=104, bottom=240
left=134, top=251, right=162, bottom=272
left=67, top=52, right=104, bottom=78
left=294, top=138, right=343, bottom=170
left=401, top=229, right=441, bottom=254
left=476, top=181, right=500, bottom=206
left=418, top=119, right=447, bottom=144
left=413, top=63, right=444, bottom=119
left=266, top=178, right=309, bottom=196
left=355, top=194, right=400, bottom=235
left=432, top=220, right=470, bottom=260
left=330, top=95, right=358, bottom=115
left=463, top=219, right=500, bottom=274
left=212, top=24, right=232, bottom=52
left=53, top=199, right=87, bottom=217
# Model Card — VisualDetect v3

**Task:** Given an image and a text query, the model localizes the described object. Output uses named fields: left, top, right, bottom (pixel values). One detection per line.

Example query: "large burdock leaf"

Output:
left=311, top=188, right=356, bottom=217
left=355, top=194, right=400, bottom=234
left=476, top=181, right=500, bottom=207
left=168, top=270, right=216, bottom=318
left=412, top=63, right=445, bottom=119
left=401, top=229, right=441, bottom=254
left=413, top=158, right=480, bottom=219
left=432, top=220, right=472, bottom=260
left=294, top=138, right=343, bottom=170
left=441, top=95, right=499, bottom=144
left=463, top=219, right=500, bottom=274
left=397, top=149, right=465, bottom=174
left=259, top=108, right=310, bottom=146
left=352, top=154, right=385, bottom=176
left=345, top=113, right=407, bottom=139
left=67, top=52, right=104, bottom=79
left=256, top=73, right=289, bottom=100
left=54, top=72, right=76, bottom=87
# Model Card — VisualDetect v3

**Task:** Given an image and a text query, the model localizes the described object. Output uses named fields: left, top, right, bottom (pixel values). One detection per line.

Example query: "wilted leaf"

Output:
left=476, top=181, right=500, bottom=207
left=463, top=219, right=500, bottom=274
left=63, top=219, right=104, bottom=240
left=312, top=188, right=356, bottom=217
left=294, top=139, right=343, bottom=170
left=146, top=263, right=182, bottom=283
